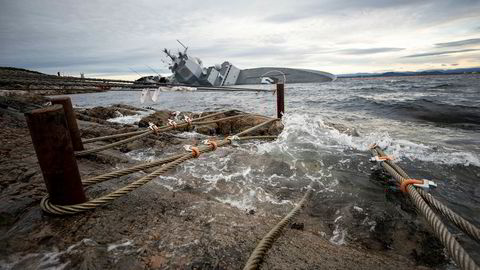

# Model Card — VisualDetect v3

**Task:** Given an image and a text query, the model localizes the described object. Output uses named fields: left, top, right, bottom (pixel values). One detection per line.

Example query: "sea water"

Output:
left=66, top=74, right=480, bottom=264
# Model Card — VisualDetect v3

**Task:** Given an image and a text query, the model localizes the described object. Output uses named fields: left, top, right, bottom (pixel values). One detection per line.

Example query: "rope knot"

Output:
left=148, top=122, right=160, bottom=134
left=168, top=119, right=178, bottom=129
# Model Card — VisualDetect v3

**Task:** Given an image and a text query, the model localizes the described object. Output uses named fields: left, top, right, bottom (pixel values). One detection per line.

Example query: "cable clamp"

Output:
left=400, top=178, right=437, bottom=193
left=370, top=155, right=395, bottom=162
left=148, top=122, right=160, bottom=134
left=413, top=179, right=437, bottom=190
left=226, top=135, right=240, bottom=143
left=168, top=119, right=178, bottom=129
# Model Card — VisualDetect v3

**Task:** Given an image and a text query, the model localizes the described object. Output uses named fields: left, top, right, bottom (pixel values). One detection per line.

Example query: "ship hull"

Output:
left=236, top=67, right=336, bottom=84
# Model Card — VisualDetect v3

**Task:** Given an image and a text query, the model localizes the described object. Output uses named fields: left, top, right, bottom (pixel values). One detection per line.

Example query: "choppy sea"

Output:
left=66, top=74, right=479, bottom=268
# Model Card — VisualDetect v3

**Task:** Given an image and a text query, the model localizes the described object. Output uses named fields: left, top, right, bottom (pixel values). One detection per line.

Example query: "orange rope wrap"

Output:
left=207, top=141, right=217, bottom=150
left=400, top=179, right=424, bottom=193
left=191, top=147, right=200, bottom=158
left=377, top=155, right=394, bottom=161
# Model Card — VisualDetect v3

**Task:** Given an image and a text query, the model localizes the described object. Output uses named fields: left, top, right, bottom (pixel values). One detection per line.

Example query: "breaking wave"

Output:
left=257, top=113, right=480, bottom=167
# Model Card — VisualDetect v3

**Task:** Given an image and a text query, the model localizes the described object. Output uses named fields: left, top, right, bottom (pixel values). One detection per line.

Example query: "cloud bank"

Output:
left=0, top=0, right=479, bottom=78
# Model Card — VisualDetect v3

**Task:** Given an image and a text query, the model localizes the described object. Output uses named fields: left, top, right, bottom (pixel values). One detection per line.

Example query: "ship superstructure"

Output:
left=163, top=41, right=335, bottom=86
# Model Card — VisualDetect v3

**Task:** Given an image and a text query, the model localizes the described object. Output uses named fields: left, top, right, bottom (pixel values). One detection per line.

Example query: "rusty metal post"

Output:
left=25, top=105, right=87, bottom=205
left=50, top=96, right=84, bottom=151
left=276, top=83, right=285, bottom=118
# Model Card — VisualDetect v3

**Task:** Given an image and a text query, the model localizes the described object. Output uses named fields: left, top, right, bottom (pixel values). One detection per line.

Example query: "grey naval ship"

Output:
left=163, top=42, right=336, bottom=86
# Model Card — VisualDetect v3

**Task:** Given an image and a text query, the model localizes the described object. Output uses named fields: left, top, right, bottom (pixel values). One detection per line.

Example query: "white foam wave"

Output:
left=107, top=109, right=153, bottom=124
left=125, top=148, right=157, bottom=161
left=258, top=113, right=480, bottom=167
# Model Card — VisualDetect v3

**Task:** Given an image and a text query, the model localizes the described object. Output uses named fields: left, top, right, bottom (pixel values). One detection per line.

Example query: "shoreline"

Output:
left=0, top=92, right=443, bottom=269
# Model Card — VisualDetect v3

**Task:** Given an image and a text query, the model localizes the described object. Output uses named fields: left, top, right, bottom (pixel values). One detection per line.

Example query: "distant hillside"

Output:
left=0, top=67, right=46, bottom=76
left=338, top=67, right=480, bottom=78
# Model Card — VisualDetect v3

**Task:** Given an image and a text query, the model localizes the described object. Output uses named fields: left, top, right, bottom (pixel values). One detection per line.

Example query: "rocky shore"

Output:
left=0, top=92, right=436, bottom=269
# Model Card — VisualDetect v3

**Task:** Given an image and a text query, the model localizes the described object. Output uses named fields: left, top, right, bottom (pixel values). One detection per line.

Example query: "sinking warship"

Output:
left=163, top=41, right=336, bottom=86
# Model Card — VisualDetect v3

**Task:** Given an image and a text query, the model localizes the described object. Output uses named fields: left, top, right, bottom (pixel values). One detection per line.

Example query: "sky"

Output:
left=0, top=0, right=479, bottom=79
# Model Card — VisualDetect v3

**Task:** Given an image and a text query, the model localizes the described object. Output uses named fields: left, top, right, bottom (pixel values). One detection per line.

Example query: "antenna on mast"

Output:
left=177, top=39, right=188, bottom=54
left=128, top=67, right=143, bottom=77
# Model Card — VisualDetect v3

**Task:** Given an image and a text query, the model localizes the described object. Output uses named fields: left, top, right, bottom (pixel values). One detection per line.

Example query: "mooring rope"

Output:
left=76, top=130, right=155, bottom=156
left=83, top=129, right=148, bottom=144
left=371, top=146, right=479, bottom=270
left=81, top=135, right=278, bottom=187
left=243, top=185, right=312, bottom=270
left=41, top=119, right=278, bottom=215
left=82, top=110, right=231, bottom=144
left=375, top=148, right=480, bottom=243
left=75, top=111, right=245, bottom=157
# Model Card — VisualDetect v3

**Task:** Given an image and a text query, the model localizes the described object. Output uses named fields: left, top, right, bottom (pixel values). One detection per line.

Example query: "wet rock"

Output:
left=195, top=123, right=218, bottom=135
left=290, top=222, right=305, bottom=230
left=78, top=106, right=138, bottom=120
left=17, top=168, right=37, bottom=182
left=138, top=110, right=173, bottom=128
left=112, top=104, right=148, bottom=112
left=264, top=160, right=294, bottom=177
left=411, top=232, right=448, bottom=267
left=189, top=257, right=220, bottom=270
left=113, top=255, right=144, bottom=270
left=149, top=255, right=167, bottom=269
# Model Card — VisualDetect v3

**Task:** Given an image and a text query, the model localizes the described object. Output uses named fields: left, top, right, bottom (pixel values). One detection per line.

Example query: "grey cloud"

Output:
left=403, top=49, right=480, bottom=58
left=338, top=48, right=405, bottom=55
left=264, top=0, right=480, bottom=24
left=264, top=0, right=423, bottom=22
left=435, top=38, right=480, bottom=47
left=1, top=0, right=479, bottom=76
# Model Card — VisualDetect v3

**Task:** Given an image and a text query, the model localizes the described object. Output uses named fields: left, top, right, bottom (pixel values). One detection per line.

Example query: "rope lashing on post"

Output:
left=75, top=111, right=246, bottom=157
left=243, top=185, right=312, bottom=270
left=370, top=145, right=479, bottom=270
left=41, top=119, right=279, bottom=215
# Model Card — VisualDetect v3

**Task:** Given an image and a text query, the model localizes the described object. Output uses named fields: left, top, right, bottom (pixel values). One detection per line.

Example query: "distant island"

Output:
left=338, top=67, right=480, bottom=78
